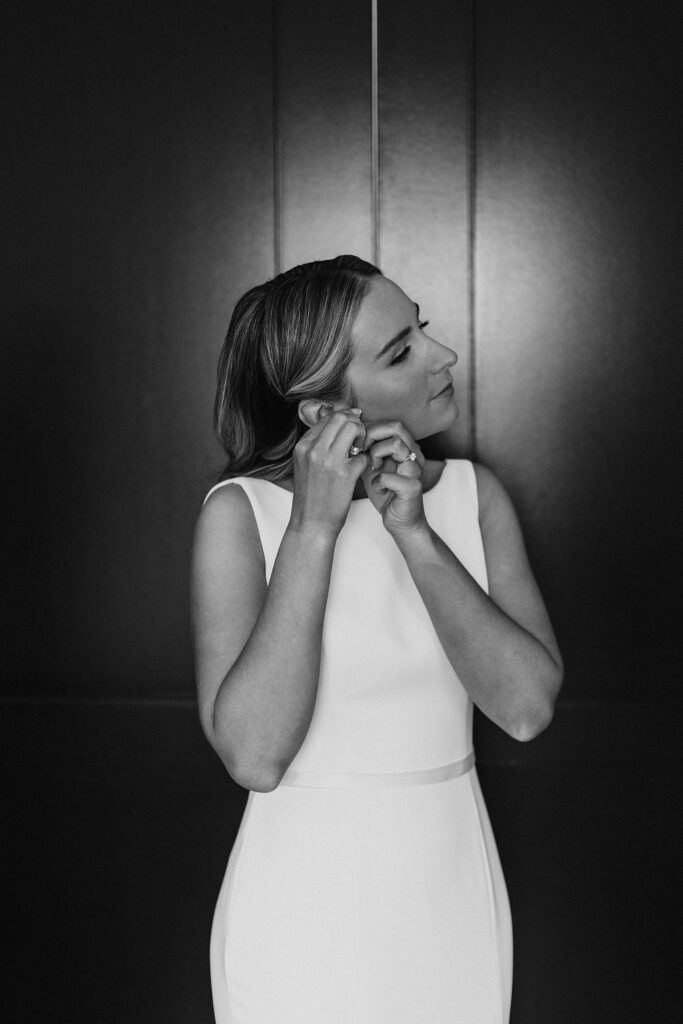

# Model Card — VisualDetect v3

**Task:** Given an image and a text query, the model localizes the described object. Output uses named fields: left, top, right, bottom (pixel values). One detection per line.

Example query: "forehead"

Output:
left=351, top=276, right=415, bottom=360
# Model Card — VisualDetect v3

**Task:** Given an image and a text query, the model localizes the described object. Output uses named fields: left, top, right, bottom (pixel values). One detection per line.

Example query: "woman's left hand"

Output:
left=358, top=419, right=428, bottom=539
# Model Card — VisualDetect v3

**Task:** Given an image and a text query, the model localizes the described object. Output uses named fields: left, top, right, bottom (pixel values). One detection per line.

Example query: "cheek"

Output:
left=394, top=375, right=424, bottom=408
left=376, top=386, right=422, bottom=423
left=348, top=375, right=386, bottom=411
left=349, top=370, right=422, bottom=419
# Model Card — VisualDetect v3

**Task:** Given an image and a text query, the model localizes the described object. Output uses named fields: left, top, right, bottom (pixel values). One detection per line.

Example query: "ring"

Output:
left=398, top=450, right=418, bottom=463
left=348, top=445, right=362, bottom=456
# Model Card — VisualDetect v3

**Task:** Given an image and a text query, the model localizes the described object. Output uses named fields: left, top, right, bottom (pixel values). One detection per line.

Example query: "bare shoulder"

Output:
left=472, top=462, right=518, bottom=531
left=471, top=461, right=563, bottom=672
left=190, top=483, right=267, bottom=734
left=471, top=461, right=530, bottom=583
left=193, top=482, right=265, bottom=574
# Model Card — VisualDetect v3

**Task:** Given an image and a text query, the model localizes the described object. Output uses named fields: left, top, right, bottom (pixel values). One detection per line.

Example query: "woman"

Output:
left=190, top=254, right=563, bottom=1023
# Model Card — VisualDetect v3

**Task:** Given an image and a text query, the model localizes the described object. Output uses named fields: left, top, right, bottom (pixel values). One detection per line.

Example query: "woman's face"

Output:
left=345, top=276, right=459, bottom=441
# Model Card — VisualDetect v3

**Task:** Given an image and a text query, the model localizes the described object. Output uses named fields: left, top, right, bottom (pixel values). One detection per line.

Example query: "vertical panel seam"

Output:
left=467, top=0, right=478, bottom=459
left=371, top=0, right=379, bottom=266
left=271, top=0, right=282, bottom=275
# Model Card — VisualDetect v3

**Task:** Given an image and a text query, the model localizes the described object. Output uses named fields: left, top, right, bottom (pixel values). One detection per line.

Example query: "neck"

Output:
left=352, top=476, right=370, bottom=501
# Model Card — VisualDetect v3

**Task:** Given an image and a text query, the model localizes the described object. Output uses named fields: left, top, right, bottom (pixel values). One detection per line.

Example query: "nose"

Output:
left=433, top=341, right=458, bottom=373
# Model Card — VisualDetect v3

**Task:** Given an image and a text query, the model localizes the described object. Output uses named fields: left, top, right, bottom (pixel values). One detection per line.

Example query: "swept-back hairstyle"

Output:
left=212, top=254, right=382, bottom=483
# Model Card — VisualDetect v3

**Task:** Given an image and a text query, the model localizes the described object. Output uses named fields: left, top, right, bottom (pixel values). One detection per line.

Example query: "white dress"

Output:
left=202, top=459, right=513, bottom=1023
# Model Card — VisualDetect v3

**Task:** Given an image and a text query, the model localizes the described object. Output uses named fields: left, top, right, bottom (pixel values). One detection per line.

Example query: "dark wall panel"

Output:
left=379, top=0, right=472, bottom=454
left=5, top=4, right=679, bottom=698
left=475, top=0, right=682, bottom=699
left=279, top=0, right=373, bottom=267
left=3, top=2, right=276, bottom=697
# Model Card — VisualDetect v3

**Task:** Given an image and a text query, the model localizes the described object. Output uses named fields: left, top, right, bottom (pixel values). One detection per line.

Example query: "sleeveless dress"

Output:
left=202, top=459, right=513, bottom=1024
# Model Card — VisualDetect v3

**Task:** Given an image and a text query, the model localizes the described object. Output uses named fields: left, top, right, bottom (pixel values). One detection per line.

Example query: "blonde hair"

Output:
left=212, top=254, right=381, bottom=483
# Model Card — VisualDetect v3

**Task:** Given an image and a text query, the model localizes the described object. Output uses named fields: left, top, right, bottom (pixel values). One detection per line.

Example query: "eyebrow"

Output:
left=374, top=302, right=420, bottom=360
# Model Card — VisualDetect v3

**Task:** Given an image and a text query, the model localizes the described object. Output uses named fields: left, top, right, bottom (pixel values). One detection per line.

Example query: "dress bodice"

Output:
left=202, top=459, right=488, bottom=775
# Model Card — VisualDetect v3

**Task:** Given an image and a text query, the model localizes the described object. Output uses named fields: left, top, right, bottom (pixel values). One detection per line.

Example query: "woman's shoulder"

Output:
left=194, top=478, right=265, bottom=571
left=470, top=461, right=518, bottom=530
left=201, top=475, right=253, bottom=508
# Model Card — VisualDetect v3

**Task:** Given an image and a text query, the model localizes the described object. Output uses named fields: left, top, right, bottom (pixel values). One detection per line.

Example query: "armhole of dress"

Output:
left=462, top=460, right=480, bottom=519
left=463, top=460, right=490, bottom=594
left=202, top=478, right=243, bottom=507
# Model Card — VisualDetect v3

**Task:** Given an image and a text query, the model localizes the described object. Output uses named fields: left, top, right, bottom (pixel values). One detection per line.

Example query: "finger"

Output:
left=310, top=410, right=365, bottom=450
left=328, top=416, right=367, bottom=455
left=370, top=471, right=423, bottom=499
left=360, top=418, right=413, bottom=443
left=393, top=447, right=423, bottom=478
left=367, top=435, right=423, bottom=470
left=361, top=419, right=422, bottom=459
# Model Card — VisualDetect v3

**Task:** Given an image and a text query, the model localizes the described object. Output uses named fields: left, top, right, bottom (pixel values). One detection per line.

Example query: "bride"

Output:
left=191, top=253, right=563, bottom=1023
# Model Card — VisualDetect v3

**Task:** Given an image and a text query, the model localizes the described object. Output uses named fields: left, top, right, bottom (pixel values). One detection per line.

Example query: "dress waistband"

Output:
left=278, top=751, right=475, bottom=790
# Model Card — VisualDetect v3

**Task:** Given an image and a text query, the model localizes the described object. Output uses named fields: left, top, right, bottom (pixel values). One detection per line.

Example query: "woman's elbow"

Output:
left=215, top=742, right=283, bottom=792
left=510, top=669, right=563, bottom=742
left=230, top=765, right=282, bottom=792
left=510, top=702, right=554, bottom=742
left=198, top=704, right=283, bottom=792
left=215, top=740, right=284, bottom=792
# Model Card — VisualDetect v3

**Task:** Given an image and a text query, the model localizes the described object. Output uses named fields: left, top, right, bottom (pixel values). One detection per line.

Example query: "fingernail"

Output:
left=350, top=406, right=362, bottom=415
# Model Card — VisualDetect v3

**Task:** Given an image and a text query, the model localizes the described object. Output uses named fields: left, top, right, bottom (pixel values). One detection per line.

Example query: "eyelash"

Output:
left=390, top=320, right=430, bottom=365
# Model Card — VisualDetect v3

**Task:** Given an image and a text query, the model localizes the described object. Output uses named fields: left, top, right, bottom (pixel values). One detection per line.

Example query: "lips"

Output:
left=432, top=380, right=453, bottom=399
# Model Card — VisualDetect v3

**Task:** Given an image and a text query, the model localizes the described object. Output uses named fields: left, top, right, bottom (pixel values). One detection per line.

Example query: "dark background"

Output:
left=3, top=1, right=681, bottom=1020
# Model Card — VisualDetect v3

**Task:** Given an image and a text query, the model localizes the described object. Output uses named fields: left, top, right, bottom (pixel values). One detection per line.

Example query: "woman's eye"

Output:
left=389, top=321, right=429, bottom=365
left=390, top=346, right=411, bottom=365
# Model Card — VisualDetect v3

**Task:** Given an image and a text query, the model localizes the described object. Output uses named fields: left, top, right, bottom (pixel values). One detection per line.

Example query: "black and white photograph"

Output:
left=4, top=2, right=681, bottom=1021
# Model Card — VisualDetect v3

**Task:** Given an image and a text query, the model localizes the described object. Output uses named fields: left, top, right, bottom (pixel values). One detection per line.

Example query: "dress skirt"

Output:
left=210, top=756, right=513, bottom=1024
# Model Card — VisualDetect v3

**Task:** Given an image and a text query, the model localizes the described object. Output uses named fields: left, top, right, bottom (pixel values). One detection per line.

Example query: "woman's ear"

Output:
left=297, top=399, right=332, bottom=428
left=298, top=397, right=360, bottom=428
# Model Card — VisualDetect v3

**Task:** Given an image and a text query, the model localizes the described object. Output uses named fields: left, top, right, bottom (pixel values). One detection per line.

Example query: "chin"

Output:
left=433, top=400, right=459, bottom=431
left=414, top=404, right=458, bottom=441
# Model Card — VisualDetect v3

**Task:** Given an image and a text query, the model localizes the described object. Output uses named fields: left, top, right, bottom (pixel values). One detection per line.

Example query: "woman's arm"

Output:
left=393, top=462, right=563, bottom=741
left=190, top=484, right=337, bottom=791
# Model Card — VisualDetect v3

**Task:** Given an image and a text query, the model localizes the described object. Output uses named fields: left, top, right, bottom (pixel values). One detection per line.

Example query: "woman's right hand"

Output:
left=289, top=403, right=369, bottom=539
